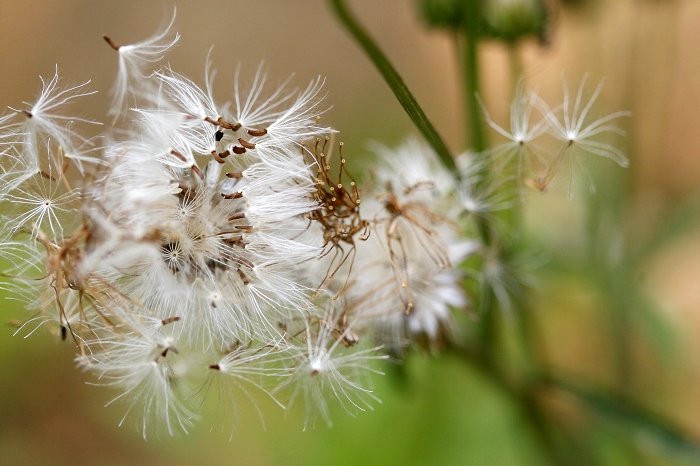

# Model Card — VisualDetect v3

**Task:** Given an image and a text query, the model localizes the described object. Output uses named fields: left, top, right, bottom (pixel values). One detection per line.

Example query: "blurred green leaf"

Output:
left=550, top=377, right=700, bottom=461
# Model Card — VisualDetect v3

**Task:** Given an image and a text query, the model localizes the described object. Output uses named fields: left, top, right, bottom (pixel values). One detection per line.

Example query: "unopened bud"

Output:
left=483, top=0, right=549, bottom=43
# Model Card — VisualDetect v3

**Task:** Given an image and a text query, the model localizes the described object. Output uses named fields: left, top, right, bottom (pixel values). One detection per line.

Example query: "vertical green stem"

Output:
left=459, top=26, right=499, bottom=365
left=328, top=0, right=457, bottom=175
left=463, top=32, right=487, bottom=155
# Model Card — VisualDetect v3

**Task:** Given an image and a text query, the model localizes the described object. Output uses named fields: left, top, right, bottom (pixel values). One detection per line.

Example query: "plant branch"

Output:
left=328, top=0, right=457, bottom=174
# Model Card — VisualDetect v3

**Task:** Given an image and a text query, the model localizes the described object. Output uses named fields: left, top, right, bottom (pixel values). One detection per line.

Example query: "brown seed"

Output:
left=204, top=116, right=220, bottom=126
left=161, top=316, right=181, bottom=326
left=211, top=150, right=226, bottom=164
left=170, top=149, right=187, bottom=162
left=247, top=128, right=268, bottom=137
left=191, top=164, right=204, bottom=179
left=238, top=257, right=255, bottom=269
left=218, top=117, right=242, bottom=132
left=40, top=170, right=56, bottom=181
left=103, top=35, right=121, bottom=50
left=238, top=138, right=256, bottom=150
left=238, top=269, right=250, bottom=285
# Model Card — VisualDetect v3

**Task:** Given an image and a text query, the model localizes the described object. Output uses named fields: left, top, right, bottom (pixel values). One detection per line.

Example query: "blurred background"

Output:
left=1, top=0, right=700, bottom=464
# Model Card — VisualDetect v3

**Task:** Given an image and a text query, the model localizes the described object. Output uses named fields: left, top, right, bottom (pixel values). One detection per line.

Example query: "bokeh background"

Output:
left=1, top=0, right=700, bottom=464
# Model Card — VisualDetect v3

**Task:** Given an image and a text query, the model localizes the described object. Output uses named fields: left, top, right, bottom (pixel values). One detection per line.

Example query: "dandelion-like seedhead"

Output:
left=0, top=12, right=628, bottom=437
left=484, top=75, right=630, bottom=196
left=0, top=14, right=478, bottom=436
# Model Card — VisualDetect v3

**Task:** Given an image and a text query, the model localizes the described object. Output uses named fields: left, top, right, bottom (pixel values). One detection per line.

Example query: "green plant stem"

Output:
left=328, top=0, right=457, bottom=175
left=463, top=32, right=486, bottom=155
left=457, top=24, right=501, bottom=370
left=458, top=24, right=562, bottom=463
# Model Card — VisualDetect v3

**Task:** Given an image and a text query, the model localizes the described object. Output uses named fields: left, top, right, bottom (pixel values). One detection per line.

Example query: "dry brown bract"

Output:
left=305, top=137, right=368, bottom=298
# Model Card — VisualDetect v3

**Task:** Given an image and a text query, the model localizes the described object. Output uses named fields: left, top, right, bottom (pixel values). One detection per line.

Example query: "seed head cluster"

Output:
left=0, top=15, right=628, bottom=437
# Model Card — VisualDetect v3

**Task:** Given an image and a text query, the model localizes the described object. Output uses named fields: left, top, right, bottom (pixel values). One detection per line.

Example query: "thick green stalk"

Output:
left=328, top=0, right=457, bottom=175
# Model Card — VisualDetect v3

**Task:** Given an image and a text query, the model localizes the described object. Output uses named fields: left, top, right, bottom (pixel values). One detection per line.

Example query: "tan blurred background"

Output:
left=1, top=1, right=700, bottom=465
